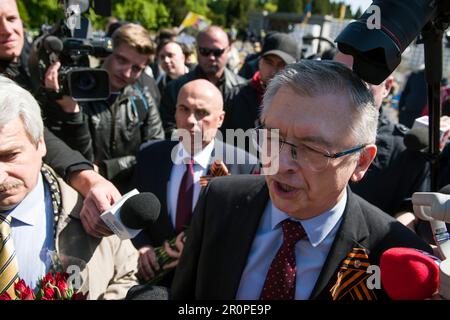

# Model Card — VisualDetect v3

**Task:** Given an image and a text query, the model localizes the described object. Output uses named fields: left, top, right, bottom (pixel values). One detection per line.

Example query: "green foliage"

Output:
left=16, top=0, right=361, bottom=34
left=17, top=0, right=62, bottom=30
left=277, top=0, right=304, bottom=13
left=263, top=2, right=278, bottom=13
left=161, top=0, right=209, bottom=27
left=353, top=8, right=363, bottom=19
left=208, top=0, right=256, bottom=29
left=312, top=0, right=334, bottom=15
left=185, top=0, right=210, bottom=17
left=113, top=0, right=170, bottom=31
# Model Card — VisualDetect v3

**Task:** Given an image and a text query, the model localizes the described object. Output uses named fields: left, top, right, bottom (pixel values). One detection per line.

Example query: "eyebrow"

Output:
left=262, top=124, right=334, bottom=149
left=115, top=53, right=146, bottom=69
left=0, top=146, right=23, bottom=154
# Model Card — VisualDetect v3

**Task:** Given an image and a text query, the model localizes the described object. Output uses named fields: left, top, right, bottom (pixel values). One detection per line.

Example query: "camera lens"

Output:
left=77, top=72, right=97, bottom=91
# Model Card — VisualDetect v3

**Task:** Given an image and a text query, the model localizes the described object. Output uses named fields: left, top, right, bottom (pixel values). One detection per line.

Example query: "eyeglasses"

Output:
left=198, top=47, right=227, bottom=57
left=250, top=127, right=366, bottom=172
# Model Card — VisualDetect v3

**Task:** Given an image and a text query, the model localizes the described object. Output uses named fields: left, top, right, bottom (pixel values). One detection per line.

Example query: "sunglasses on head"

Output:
left=198, top=47, right=226, bottom=57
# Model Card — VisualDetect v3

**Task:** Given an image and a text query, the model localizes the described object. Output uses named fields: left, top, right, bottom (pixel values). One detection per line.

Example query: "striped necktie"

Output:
left=0, top=214, right=19, bottom=298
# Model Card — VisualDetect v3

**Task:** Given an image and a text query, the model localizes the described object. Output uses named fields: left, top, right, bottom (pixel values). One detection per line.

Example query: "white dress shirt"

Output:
left=167, top=140, right=215, bottom=228
left=235, top=190, right=347, bottom=300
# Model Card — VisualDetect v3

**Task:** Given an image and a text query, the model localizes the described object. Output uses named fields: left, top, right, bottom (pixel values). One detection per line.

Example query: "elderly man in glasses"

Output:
left=171, top=60, right=432, bottom=300
left=159, top=25, right=246, bottom=139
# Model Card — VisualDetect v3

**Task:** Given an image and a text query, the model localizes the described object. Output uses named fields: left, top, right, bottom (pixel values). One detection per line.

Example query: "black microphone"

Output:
left=126, top=284, right=169, bottom=300
left=120, top=193, right=161, bottom=230
left=43, top=36, right=64, bottom=54
left=101, top=191, right=161, bottom=240
left=404, top=127, right=429, bottom=152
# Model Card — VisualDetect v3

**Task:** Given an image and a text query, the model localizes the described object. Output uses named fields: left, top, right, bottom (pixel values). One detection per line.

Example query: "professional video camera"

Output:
left=29, top=0, right=113, bottom=101
left=335, top=0, right=449, bottom=85
left=335, top=0, right=450, bottom=193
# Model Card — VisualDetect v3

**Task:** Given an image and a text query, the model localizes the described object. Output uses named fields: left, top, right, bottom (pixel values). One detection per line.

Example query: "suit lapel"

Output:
left=219, top=177, right=269, bottom=298
left=150, top=141, right=178, bottom=238
left=207, top=140, right=224, bottom=175
left=309, top=188, right=370, bottom=300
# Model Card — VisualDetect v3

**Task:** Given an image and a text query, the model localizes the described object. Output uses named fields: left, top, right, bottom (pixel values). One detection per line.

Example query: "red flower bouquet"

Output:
left=0, top=272, right=87, bottom=300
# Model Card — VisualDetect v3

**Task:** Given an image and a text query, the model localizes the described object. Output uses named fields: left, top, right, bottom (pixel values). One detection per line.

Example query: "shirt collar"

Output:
left=270, top=189, right=347, bottom=247
left=9, top=173, right=45, bottom=226
left=174, top=139, right=215, bottom=169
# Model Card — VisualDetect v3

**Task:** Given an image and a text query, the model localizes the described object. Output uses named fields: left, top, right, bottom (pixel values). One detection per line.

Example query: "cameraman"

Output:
left=43, top=23, right=164, bottom=193
left=0, top=0, right=120, bottom=238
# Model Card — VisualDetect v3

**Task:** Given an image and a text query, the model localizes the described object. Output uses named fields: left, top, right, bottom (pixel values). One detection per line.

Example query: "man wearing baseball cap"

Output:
left=222, top=32, right=300, bottom=132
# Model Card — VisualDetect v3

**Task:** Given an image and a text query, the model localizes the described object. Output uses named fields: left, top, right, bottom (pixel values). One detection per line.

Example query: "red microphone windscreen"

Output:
left=380, top=247, right=439, bottom=300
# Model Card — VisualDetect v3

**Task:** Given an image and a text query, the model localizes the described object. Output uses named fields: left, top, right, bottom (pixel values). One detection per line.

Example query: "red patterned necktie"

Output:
left=175, top=159, right=195, bottom=233
left=260, top=219, right=307, bottom=300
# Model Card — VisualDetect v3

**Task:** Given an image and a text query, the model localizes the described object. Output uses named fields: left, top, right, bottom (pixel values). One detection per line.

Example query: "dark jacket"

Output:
left=171, top=175, right=432, bottom=300
left=399, top=69, right=428, bottom=128
left=159, top=65, right=246, bottom=138
left=44, top=82, right=164, bottom=193
left=350, top=109, right=430, bottom=215
left=132, top=139, right=259, bottom=249
left=221, top=73, right=264, bottom=133
left=132, top=139, right=258, bottom=287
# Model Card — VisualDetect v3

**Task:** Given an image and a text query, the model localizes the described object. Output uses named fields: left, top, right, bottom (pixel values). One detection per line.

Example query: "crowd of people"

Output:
left=0, top=0, right=448, bottom=300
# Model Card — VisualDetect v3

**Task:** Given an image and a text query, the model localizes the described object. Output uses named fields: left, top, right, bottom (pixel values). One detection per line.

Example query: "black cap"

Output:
left=261, top=32, right=300, bottom=64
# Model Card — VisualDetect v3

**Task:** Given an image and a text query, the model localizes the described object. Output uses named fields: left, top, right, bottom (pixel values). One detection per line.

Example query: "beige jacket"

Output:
left=53, top=173, right=139, bottom=300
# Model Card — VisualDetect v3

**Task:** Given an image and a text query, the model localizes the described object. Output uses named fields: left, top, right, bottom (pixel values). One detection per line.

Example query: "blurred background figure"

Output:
left=155, top=40, right=189, bottom=94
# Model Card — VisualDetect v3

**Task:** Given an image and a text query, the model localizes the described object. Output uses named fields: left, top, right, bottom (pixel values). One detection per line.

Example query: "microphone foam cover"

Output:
left=380, top=247, right=439, bottom=300
left=120, top=192, right=161, bottom=230
left=403, top=127, right=428, bottom=152
left=44, top=36, right=64, bottom=53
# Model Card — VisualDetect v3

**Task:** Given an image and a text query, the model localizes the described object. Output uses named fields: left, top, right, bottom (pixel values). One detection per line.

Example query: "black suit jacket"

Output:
left=171, top=175, right=433, bottom=300
left=132, top=139, right=258, bottom=248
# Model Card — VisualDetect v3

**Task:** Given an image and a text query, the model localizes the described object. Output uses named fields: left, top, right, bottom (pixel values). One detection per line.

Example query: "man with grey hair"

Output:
left=0, top=0, right=123, bottom=239
left=171, top=60, right=431, bottom=300
left=0, top=76, right=139, bottom=299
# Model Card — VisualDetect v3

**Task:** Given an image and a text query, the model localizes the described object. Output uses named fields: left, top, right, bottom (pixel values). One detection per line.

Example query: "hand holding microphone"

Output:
left=100, top=190, right=161, bottom=240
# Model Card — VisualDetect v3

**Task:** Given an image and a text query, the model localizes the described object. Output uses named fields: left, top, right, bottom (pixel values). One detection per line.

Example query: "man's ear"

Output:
left=37, top=135, right=47, bottom=158
left=383, top=77, right=394, bottom=98
left=217, top=110, right=225, bottom=128
left=350, top=144, right=377, bottom=182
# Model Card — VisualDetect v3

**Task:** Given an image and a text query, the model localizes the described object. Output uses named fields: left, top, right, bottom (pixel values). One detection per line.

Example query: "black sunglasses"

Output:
left=198, top=47, right=226, bottom=57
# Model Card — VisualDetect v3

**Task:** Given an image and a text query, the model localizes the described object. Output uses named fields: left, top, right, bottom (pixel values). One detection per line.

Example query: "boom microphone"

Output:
left=43, top=36, right=64, bottom=54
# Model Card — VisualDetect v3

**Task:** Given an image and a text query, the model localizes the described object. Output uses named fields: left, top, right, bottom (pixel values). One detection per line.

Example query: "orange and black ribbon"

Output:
left=199, top=160, right=230, bottom=186
left=330, top=247, right=377, bottom=300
